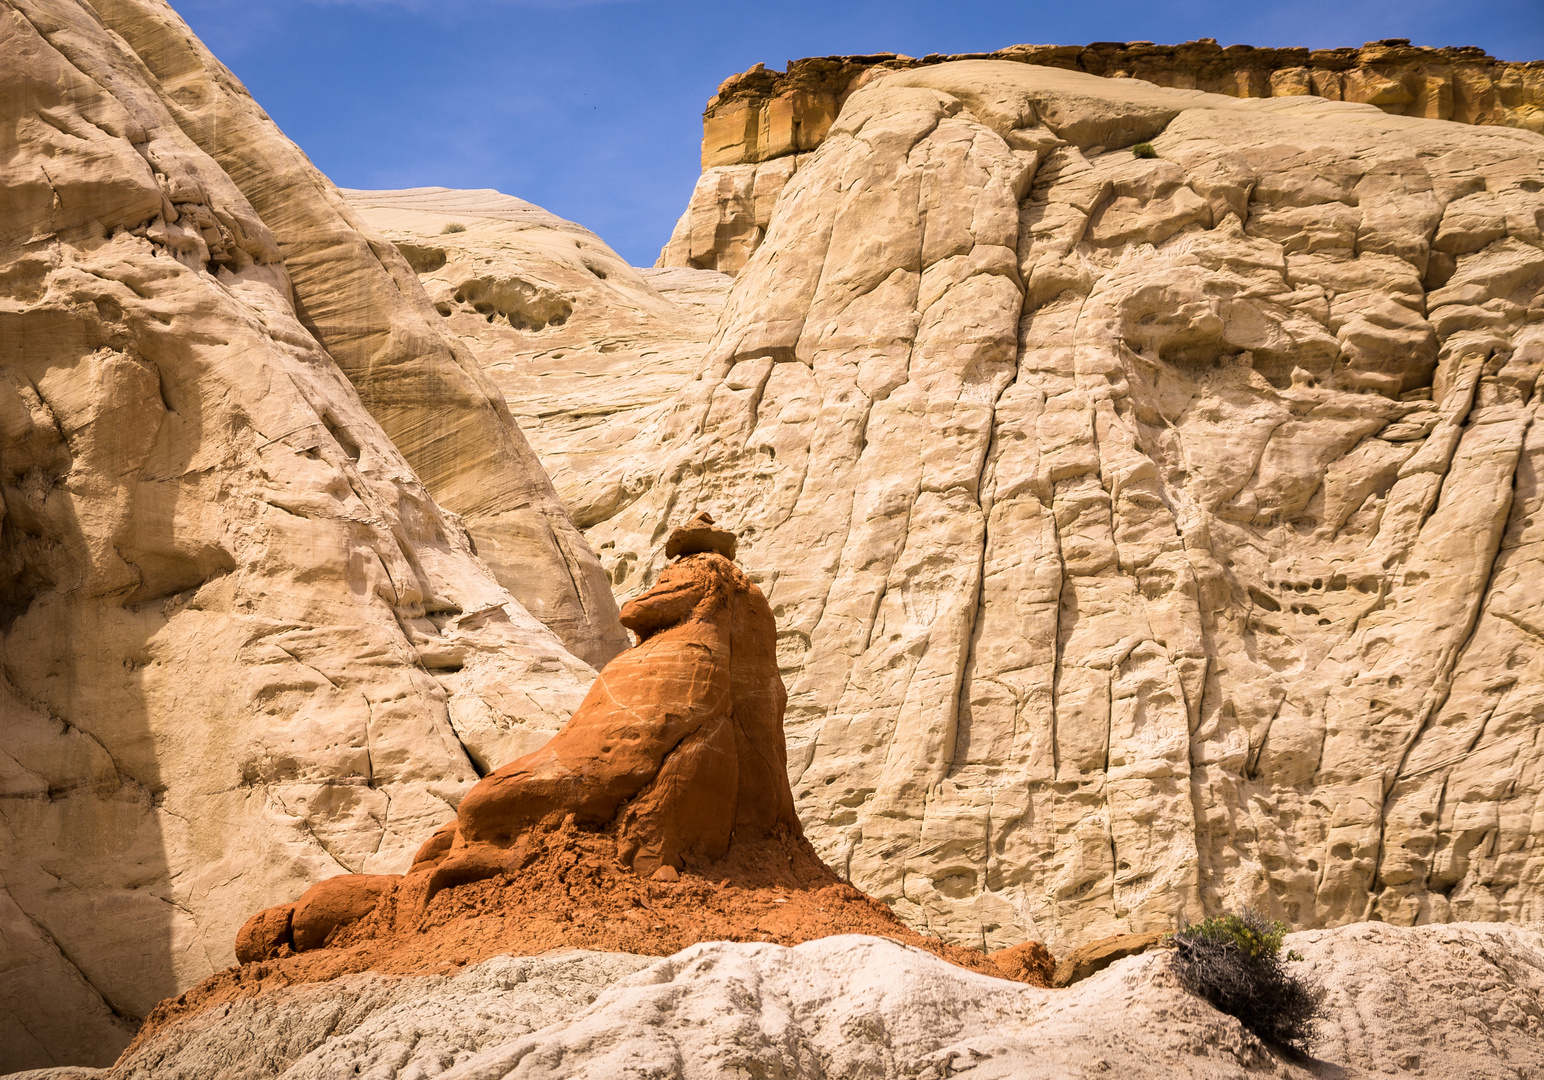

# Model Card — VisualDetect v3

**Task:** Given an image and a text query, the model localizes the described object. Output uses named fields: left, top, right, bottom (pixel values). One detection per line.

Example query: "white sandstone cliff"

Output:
left=0, top=0, right=612, bottom=1068
left=7, top=11, right=1544, bottom=1071
left=562, top=64, right=1544, bottom=949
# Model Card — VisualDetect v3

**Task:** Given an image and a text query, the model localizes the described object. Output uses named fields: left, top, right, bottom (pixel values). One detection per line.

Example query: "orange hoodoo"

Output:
left=226, top=515, right=1051, bottom=994
left=420, top=517, right=795, bottom=890
left=237, top=514, right=799, bottom=962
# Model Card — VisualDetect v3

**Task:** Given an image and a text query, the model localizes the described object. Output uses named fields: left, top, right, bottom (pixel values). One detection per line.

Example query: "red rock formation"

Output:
left=153, top=521, right=1044, bottom=1050
left=229, top=517, right=1030, bottom=997
left=425, top=521, right=794, bottom=890
left=235, top=516, right=793, bottom=960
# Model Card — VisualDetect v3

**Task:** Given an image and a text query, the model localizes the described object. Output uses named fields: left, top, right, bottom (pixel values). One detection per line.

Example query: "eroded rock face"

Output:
left=88, top=5, right=627, bottom=668
left=0, top=0, right=601, bottom=1068
left=343, top=188, right=730, bottom=536
left=656, top=155, right=809, bottom=275
left=702, top=40, right=1544, bottom=168
left=584, top=62, right=1544, bottom=949
left=234, top=531, right=799, bottom=959
left=429, top=542, right=795, bottom=886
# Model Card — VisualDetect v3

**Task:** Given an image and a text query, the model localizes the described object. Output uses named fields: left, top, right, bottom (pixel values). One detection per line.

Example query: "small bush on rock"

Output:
left=441, top=221, right=467, bottom=234
left=1169, top=910, right=1324, bottom=1054
left=1132, top=142, right=1158, bottom=158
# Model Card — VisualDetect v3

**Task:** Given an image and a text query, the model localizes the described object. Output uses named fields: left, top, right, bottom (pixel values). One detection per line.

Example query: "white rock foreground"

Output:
left=14, top=924, right=1544, bottom=1080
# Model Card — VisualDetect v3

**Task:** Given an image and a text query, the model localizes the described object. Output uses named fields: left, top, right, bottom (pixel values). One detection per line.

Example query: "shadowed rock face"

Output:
left=0, top=0, right=605, bottom=1067
left=88, top=0, right=628, bottom=669
left=235, top=541, right=799, bottom=962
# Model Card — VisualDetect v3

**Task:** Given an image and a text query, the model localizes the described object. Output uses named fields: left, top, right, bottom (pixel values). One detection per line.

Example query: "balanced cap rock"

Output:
left=424, top=535, right=790, bottom=890
left=663, top=511, right=738, bottom=561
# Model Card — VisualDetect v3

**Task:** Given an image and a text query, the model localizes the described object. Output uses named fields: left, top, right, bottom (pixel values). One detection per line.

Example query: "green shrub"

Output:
left=441, top=222, right=467, bottom=234
left=1132, top=142, right=1158, bottom=158
left=1168, top=910, right=1323, bottom=1054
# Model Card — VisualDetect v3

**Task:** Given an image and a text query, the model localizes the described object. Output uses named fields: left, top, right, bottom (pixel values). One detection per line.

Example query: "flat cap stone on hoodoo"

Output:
left=664, top=512, right=738, bottom=561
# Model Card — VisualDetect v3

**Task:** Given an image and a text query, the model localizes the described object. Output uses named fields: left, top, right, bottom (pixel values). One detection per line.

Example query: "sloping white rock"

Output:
left=83, top=923, right=1544, bottom=1080
left=107, top=952, right=653, bottom=1080
left=93, top=14, right=630, bottom=669
left=343, top=188, right=730, bottom=535
left=0, top=1, right=601, bottom=1067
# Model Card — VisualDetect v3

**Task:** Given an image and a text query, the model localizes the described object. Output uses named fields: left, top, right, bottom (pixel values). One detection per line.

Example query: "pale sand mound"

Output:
left=77, top=922, right=1544, bottom=1079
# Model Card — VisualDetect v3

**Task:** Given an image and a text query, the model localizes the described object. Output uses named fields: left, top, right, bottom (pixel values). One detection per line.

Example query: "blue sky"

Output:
left=171, top=0, right=1543, bottom=266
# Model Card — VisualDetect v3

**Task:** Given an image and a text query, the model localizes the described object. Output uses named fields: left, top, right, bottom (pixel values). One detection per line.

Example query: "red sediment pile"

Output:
left=134, top=823, right=1050, bottom=1049
left=130, top=517, right=1052, bottom=1051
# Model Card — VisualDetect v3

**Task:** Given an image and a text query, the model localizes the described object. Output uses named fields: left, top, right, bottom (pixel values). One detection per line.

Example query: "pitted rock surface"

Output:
left=78, top=924, right=1544, bottom=1080
left=342, top=187, right=730, bottom=535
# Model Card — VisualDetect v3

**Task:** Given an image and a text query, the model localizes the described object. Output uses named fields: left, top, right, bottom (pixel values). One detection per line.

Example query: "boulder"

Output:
left=1052, top=930, right=1169, bottom=987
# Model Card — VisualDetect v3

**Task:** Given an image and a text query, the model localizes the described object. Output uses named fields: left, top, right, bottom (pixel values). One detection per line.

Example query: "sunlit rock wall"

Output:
left=598, top=61, right=1544, bottom=951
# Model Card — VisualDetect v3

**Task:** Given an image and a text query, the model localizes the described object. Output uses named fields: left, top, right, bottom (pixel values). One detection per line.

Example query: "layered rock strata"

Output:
left=51, top=923, right=1544, bottom=1080
left=705, top=40, right=1544, bottom=169
left=345, top=187, right=729, bottom=534
left=587, top=62, right=1544, bottom=949
left=0, top=0, right=607, bottom=1068
left=665, top=40, right=1544, bottom=274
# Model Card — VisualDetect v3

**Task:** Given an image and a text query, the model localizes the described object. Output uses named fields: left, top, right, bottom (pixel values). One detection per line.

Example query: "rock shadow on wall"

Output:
left=0, top=304, right=213, bottom=1069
